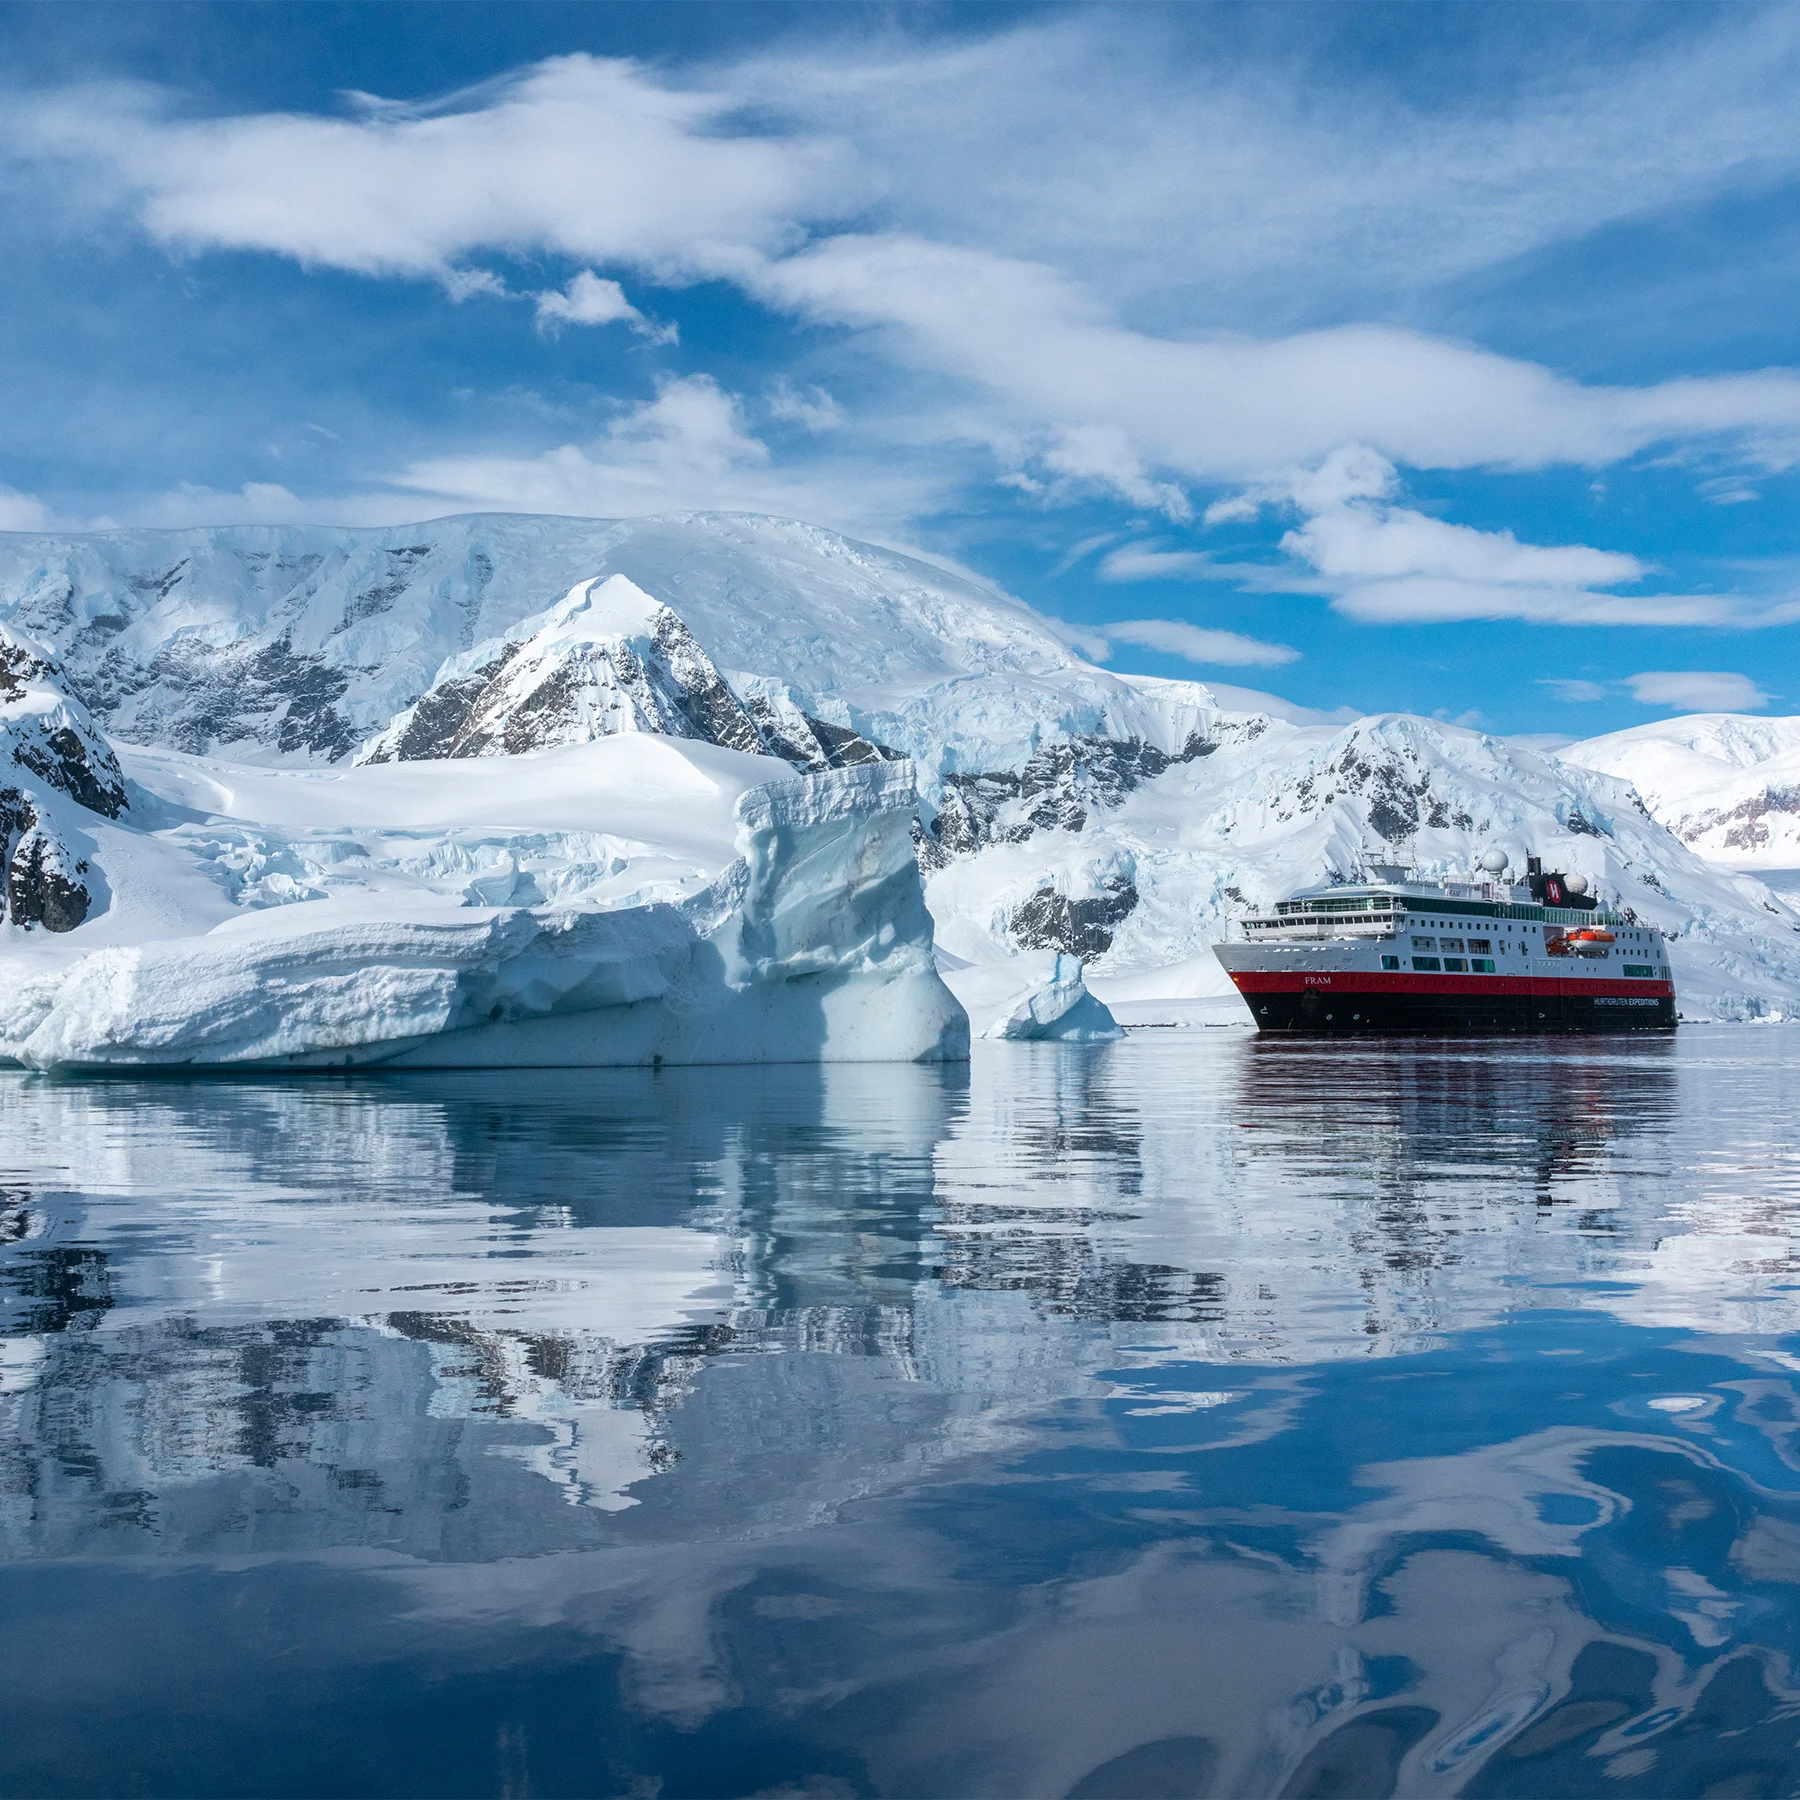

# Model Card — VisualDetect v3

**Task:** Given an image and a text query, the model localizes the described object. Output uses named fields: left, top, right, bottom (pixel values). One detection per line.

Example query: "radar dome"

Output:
left=1479, top=849, right=1509, bottom=874
left=1564, top=873, right=1590, bottom=896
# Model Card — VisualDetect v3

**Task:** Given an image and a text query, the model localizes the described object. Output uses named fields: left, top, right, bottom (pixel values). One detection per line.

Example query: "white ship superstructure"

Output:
left=1214, top=855, right=1676, bottom=1033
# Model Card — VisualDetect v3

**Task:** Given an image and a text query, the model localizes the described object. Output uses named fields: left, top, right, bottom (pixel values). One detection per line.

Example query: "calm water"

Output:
left=3, top=1032, right=1800, bottom=1798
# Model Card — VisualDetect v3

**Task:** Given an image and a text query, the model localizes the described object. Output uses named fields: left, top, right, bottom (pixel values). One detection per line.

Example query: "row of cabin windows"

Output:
left=1382, top=953, right=1668, bottom=979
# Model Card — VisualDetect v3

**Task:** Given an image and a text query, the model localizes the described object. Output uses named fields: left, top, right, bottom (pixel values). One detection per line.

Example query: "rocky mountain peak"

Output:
left=359, top=574, right=767, bottom=764
left=1, top=621, right=124, bottom=932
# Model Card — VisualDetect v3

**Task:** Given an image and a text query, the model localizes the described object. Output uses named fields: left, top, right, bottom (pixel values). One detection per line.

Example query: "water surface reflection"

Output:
left=2, top=1034, right=1799, bottom=1796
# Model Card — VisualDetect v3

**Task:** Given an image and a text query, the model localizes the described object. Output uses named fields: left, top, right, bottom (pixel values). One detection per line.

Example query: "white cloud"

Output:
left=1047, top=532, right=1119, bottom=577
left=18, top=53, right=1800, bottom=521
left=1329, top=578, right=1734, bottom=628
left=95, top=481, right=308, bottom=529
left=1037, top=610, right=1298, bottom=668
left=1107, top=617, right=1299, bottom=667
left=1097, top=545, right=1214, bottom=582
left=1539, top=678, right=1608, bottom=703
left=0, top=486, right=53, bottom=531
left=534, top=270, right=675, bottom=341
left=765, top=379, right=842, bottom=432
left=1286, top=505, right=1644, bottom=590
left=386, top=373, right=943, bottom=530
left=1224, top=446, right=1743, bottom=628
left=14, top=57, right=840, bottom=282
left=1626, top=670, right=1772, bottom=711
left=1036, top=615, right=1112, bottom=660
left=739, top=10, right=1800, bottom=323
left=12, top=19, right=1800, bottom=556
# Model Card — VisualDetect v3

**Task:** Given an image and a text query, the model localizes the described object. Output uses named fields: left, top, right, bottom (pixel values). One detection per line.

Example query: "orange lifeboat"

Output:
left=1566, top=927, right=1615, bottom=957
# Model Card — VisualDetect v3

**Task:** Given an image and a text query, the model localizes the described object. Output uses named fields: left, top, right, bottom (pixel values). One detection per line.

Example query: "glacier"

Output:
left=5, top=509, right=1800, bottom=1050
left=1564, top=714, right=1800, bottom=871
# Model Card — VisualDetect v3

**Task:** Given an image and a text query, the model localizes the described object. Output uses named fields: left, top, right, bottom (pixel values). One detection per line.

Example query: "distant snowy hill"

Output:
left=1563, top=715, right=1800, bottom=869
left=5, top=510, right=1800, bottom=1028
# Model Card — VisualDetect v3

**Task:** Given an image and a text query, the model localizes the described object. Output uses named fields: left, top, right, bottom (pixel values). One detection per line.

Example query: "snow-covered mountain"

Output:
left=1563, top=715, right=1800, bottom=868
left=1, top=624, right=127, bottom=934
left=0, top=512, right=1209, bottom=777
left=4, top=509, right=1799, bottom=1034
left=358, top=572, right=769, bottom=764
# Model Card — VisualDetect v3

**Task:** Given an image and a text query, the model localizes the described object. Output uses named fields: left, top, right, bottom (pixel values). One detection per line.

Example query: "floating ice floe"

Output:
left=939, top=949, right=1124, bottom=1042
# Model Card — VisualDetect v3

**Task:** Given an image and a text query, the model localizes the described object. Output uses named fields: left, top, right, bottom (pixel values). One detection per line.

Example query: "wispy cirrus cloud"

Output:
left=1626, top=670, right=1773, bottom=711
left=1207, top=446, right=1767, bottom=629
left=13, top=29, right=1800, bottom=525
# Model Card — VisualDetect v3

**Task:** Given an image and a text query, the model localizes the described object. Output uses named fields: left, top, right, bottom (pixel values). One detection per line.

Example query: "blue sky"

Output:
left=2, top=1, right=1799, bottom=734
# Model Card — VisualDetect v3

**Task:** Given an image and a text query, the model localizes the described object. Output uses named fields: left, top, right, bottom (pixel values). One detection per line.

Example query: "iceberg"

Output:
left=940, top=950, right=1124, bottom=1043
left=3, top=736, right=968, bottom=1071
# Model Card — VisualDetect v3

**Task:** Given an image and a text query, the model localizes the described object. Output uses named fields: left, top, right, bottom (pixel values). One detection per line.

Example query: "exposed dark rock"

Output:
left=1565, top=810, right=1609, bottom=838
left=1274, top=737, right=1474, bottom=842
left=1010, top=877, right=1139, bottom=959
left=919, top=731, right=1214, bottom=871
left=363, top=597, right=770, bottom=764
left=12, top=724, right=126, bottom=819
left=4, top=812, right=91, bottom=932
left=111, top=629, right=358, bottom=761
left=650, top=613, right=765, bottom=756
left=743, top=696, right=900, bottom=772
left=364, top=656, right=514, bottom=763
left=2, top=632, right=129, bottom=817
left=334, top=545, right=434, bottom=634
left=0, top=632, right=51, bottom=703
left=1680, top=785, right=1800, bottom=854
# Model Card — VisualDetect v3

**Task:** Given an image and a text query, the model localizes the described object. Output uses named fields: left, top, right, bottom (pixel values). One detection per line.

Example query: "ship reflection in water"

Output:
left=3, top=1034, right=1800, bottom=1797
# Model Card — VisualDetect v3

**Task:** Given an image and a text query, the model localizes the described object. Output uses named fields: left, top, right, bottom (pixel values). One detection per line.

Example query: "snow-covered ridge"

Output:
left=358, top=572, right=767, bottom=765
left=1563, top=715, right=1800, bottom=867
left=0, top=512, right=1217, bottom=777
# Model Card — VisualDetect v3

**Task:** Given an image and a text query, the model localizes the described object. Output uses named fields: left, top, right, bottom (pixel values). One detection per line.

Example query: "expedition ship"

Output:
left=1213, top=853, right=1676, bottom=1033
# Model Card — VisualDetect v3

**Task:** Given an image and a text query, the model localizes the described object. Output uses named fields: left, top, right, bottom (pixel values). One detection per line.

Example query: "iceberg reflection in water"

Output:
left=2, top=1035, right=1800, bottom=1796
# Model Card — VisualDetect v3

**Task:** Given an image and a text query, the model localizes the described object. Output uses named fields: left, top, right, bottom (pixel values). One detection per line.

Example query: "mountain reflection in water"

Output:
left=2, top=1033, right=1799, bottom=1798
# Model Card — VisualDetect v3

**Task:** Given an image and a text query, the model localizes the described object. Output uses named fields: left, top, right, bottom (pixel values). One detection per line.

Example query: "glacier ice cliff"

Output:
left=2, top=744, right=967, bottom=1071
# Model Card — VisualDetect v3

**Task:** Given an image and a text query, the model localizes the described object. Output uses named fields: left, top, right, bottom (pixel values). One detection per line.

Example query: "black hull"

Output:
left=1246, top=988, right=1676, bottom=1035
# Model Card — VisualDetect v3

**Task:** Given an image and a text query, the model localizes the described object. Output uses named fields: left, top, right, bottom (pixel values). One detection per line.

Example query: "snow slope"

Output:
left=1562, top=715, right=1800, bottom=868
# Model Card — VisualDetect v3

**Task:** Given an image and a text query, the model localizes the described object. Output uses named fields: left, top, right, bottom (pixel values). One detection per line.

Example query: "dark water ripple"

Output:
left=2, top=1031, right=1800, bottom=1797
